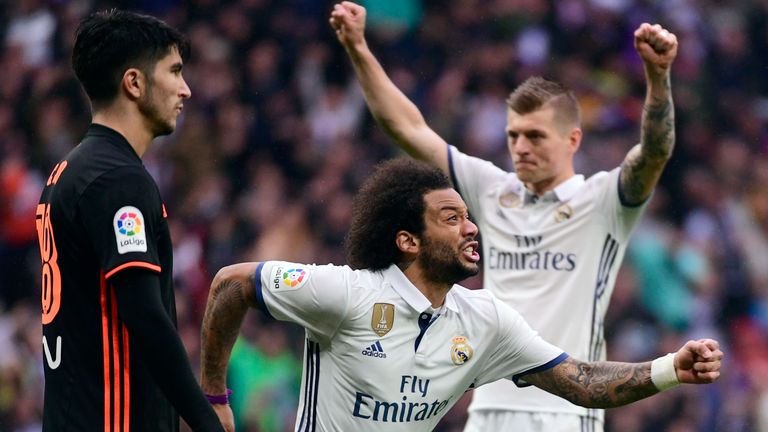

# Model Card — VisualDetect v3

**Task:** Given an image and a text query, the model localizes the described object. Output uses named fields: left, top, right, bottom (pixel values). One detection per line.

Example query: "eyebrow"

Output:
left=507, top=127, right=545, bottom=135
left=438, top=205, right=466, bottom=213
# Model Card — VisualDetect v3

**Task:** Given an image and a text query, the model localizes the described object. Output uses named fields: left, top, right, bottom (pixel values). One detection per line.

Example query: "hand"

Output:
left=329, top=1, right=367, bottom=48
left=674, top=338, right=723, bottom=384
left=212, top=404, right=235, bottom=432
left=634, top=23, right=678, bottom=75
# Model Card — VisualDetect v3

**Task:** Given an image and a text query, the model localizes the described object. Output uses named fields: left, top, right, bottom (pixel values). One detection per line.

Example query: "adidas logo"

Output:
left=361, top=341, right=387, bottom=359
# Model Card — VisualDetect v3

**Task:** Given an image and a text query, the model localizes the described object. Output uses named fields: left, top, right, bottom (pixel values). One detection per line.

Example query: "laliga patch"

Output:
left=113, top=206, right=147, bottom=254
left=271, top=266, right=309, bottom=292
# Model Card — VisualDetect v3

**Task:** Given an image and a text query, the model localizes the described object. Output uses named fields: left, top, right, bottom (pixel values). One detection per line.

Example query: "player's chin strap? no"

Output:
left=205, top=389, right=233, bottom=405
left=650, top=353, right=680, bottom=391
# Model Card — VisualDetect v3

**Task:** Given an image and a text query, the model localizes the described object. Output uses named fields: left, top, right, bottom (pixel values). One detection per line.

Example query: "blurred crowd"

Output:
left=1, top=0, right=767, bottom=430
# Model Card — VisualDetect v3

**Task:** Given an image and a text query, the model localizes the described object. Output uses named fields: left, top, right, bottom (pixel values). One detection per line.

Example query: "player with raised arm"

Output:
left=330, top=2, right=677, bottom=430
left=36, top=10, right=224, bottom=432
left=200, top=158, right=720, bottom=432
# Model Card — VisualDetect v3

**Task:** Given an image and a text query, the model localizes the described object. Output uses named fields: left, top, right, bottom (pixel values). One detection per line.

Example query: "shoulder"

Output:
left=449, top=146, right=511, bottom=182
left=448, top=285, right=500, bottom=316
left=584, top=167, right=620, bottom=187
left=262, top=262, right=384, bottom=291
left=82, top=165, right=158, bottom=201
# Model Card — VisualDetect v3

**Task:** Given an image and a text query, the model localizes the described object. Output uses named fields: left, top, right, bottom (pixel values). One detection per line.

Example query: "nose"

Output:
left=512, top=137, right=531, bottom=155
left=180, top=78, right=191, bottom=99
left=463, top=218, right=478, bottom=238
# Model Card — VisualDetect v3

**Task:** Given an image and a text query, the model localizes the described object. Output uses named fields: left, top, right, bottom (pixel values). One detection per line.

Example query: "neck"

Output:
left=526, top=170, right=575, bottom=196
left=92, top=105, right=154, bottom=158
left=399, top=262, right=450, bottom=308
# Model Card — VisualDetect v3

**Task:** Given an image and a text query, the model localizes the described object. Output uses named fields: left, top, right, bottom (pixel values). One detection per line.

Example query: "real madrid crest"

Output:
left=371, top=303, right=395, bottom=337
left=554, top=204, right=573, bottom=223
left=450, top=336, right=473, bottom=365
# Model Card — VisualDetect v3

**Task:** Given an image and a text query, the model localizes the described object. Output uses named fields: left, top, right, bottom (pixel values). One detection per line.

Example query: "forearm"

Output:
left=526, top=357, right=659, bottom=409
left=619, top=72, right=675, bottom=204
left=344, top=41, right=430, bottom=154
left=112, top=270, right=223, bottom=431
left=200, top=267, right=251, bottom=394
left=640, top=69, right=675, bottom=162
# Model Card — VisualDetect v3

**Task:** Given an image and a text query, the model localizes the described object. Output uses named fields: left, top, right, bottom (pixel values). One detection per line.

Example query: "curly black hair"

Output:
left=345, top=158, right=452, bottom=270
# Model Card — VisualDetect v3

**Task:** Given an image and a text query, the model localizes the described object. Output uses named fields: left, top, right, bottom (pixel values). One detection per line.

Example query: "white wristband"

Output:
left=651, top=353, right=680, bottom=391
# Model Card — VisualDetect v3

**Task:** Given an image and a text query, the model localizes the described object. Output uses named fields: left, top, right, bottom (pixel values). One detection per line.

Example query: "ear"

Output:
left=395, top=230, right=420, bottom=256
left=568, top=127, right=583, bottom=154
left=121, top=68, right=144, bottom=100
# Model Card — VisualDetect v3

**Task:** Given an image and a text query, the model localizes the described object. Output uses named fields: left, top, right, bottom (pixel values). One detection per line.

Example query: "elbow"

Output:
left=209, top=263, right=254, bottom=304
left=209, top=265, right=235, bottom=298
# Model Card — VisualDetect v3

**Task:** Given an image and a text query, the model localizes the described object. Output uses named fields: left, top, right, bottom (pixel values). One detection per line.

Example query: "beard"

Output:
left=417, top=233, right=479, bottom=286
left=138, top=80, right=175, bottom=137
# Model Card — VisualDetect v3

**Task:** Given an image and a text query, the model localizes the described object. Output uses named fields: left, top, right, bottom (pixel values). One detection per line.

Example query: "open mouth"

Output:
left=462, top=241, right=480, bottom=262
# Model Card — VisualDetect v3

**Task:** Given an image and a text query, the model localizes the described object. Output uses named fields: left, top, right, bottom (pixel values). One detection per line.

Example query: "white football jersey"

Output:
left=254, top=261, right=565, bottom=431
left=448, top=146, right=647, bottom=419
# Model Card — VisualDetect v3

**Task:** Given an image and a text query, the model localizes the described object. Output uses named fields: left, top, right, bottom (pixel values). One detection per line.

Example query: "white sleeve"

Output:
left=591, top=167, right=649, bottom=242
left=475, top=296, right=566, bottom=388
left=447, top=145, right=508, bottom=217
left=254, top=261, right=352, bottom=341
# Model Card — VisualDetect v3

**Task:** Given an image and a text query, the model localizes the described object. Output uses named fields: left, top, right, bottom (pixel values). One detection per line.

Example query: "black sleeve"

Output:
left=111, top=268, right=224, bottom=432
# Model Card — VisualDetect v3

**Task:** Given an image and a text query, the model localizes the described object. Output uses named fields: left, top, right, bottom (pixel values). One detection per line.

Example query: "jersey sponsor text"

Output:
left=488, top=246, right=576, bottom=271
left=352, top=375, right=451, bottom=423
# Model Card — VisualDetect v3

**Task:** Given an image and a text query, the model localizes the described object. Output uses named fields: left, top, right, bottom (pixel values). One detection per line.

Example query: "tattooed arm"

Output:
left=524, top=339, right=723, bottom=408
left=619, top=23, right=679, bottom=205
left=200, top=262, right=261, bottom=432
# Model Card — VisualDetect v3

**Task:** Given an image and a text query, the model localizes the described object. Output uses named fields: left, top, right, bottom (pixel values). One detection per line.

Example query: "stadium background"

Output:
left=1, top=0, right=767, bottom=430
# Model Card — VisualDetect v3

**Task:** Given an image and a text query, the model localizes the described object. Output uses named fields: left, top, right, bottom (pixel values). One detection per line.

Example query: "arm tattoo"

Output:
left=200, top=275, right=251, bottom=392
left=620, top=74, right=675, bottom=205
left=524, top=357, right=659, bottom=408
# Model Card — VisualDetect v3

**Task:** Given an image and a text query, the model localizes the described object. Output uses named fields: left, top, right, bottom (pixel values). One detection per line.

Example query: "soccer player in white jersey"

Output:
left=330, top=2, right=678, bottom=431
left=199, top=159, right=721, bottom=432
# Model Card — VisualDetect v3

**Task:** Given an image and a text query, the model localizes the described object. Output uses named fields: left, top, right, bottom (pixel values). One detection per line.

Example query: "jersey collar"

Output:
left=86, top=123, right=142, bottom=162
left=518, top=174, right=585, bottom=205
left=383, top=265, right=460, bottom=314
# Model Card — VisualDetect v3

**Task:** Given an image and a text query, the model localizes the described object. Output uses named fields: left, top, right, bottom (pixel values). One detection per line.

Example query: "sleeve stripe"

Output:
left=512, top=352, right=569, bottom=387
left=104, top=261, right=161, bottom=279
left=253, top=262, right=274, bottom=320
left=446, top=145, right=464, bottom=197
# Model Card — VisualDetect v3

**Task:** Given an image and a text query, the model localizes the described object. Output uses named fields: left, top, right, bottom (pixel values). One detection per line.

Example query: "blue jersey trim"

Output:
left=414, top=312, right=435, bottom=351
left=298, top=340, right=320, bottom=431
left=512, top=352, right=569, bottom=387
left=447, top=145, right=464, bottom=197
left=253, top=262, right=274, bottom=320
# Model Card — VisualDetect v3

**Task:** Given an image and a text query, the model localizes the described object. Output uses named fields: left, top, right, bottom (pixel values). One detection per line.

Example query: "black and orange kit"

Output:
left=37, top=124, right=222, bottom=432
